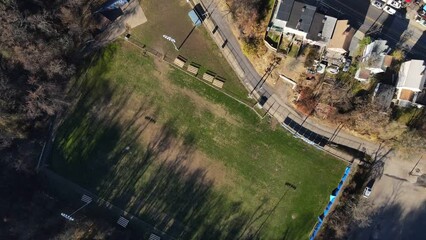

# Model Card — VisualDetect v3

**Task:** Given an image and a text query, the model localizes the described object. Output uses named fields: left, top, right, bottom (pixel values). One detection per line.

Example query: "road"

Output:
left=194, top=0, right=383, bottom=157
left=316, top=0, right=426, bottom=59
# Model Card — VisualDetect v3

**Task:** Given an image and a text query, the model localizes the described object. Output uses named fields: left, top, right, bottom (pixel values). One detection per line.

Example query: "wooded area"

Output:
left=0, top=0, right=98, bottom=168
left=0, top=0, right=118, bottom=237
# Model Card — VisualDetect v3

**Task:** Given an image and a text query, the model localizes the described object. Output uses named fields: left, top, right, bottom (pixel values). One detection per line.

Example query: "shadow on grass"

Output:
left=49, top=44, right=289, bottom=239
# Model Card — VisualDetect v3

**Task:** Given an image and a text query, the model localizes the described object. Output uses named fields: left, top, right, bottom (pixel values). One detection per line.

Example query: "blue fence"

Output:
left=309, top=166, right=351, bottom=240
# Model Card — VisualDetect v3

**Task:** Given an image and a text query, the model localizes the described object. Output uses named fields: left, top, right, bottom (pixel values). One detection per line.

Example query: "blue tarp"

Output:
left=188, top=10, right=202, bottom=26
left=309, top=166, right=351, bottom=240
left=423, top=5, right=426, bottom=11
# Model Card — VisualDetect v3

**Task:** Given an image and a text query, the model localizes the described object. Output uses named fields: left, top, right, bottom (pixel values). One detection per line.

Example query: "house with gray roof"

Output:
left=267, top=0, right=337, bottom=46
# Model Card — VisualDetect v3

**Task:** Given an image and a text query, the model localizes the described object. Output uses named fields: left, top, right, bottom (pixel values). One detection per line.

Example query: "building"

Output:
left=395, top=60, right=426, bottom=107
left=355, top=40, right=392, bottom=82
left=327, top=20, right=355, bottom=55
left=348, top=30, right=365, bottom=57
left=306, top=14, right=337, bottom=46
left=267, top=0, right=337, bottom=45
left=96, top=0, right=129, bottom=21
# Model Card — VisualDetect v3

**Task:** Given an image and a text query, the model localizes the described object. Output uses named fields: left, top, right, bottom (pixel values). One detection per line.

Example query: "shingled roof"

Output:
left=286, top=1, right=317, bottom=33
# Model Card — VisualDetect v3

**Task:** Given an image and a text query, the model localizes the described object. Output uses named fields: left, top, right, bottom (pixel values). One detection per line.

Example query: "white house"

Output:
left=395, top=60, right=426, bottom=107
left=355, top=40, right=392, bottom=82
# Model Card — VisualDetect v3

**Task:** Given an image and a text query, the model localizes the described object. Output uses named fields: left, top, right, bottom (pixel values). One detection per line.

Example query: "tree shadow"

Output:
left=48, top=45, right=272, bottom=239
left=377, top=12, right=409, bottom=52
left=349, top=199, right=426, bottom=240
left=407, top=31, right=426, bottom=60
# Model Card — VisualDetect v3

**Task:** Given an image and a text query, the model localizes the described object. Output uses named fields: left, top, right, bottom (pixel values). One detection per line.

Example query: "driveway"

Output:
left=348, top=154, right=426, bottom=240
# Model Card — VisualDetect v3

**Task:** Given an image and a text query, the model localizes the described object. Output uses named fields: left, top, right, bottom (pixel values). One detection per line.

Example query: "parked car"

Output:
left=363, top=187, right=372, bottom=198
left=371, top=0, right=385, bottom=9
left=387, top=0, right=401, bottom=9
left=306, top=68, right=316, bottom=74
left=342, top=59, right=352, bottom=72
left=363, top=179, right=375, bottom=198
left=326, top=65, right=339, bottom=74
left=416, top=15, right=426, bottom=26
left=384, top=5, right=397, bottom=15
left=317, top=63, right=326, bottom=74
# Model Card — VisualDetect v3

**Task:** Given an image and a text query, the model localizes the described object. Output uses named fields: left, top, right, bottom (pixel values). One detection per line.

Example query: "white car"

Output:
left=363, top=186, right=372, bottom=198
left=371, top=0, right=385, bottom=9
left=416, top=15, right=426, bottom=26
left=317, top=63, right=326, bottom=74
left=326, top=65, right=339, bottom=74
left=384, top=5, right=397, bottom=15
left=387, top=0, right=401, bottom=9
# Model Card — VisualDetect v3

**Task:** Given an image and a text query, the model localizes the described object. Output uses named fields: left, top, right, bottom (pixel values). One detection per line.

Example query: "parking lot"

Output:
left=348, top=165, right=426, bottom=239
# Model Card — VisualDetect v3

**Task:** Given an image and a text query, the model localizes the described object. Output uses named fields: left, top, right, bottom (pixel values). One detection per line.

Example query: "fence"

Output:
left=41, top=168, right=176, bottom=240
left=309, top=166, right=352, bottom=240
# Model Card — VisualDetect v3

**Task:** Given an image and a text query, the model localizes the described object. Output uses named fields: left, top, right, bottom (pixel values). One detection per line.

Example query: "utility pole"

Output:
left=249, top=57, right=281, bottom=96
left=409, top=156, right=422, bottom=175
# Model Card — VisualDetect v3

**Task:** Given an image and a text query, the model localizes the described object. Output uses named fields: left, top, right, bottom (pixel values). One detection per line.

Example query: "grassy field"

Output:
left=130, top=0, right=248, bottom=100
left=50, top=42, right=346, bottom=239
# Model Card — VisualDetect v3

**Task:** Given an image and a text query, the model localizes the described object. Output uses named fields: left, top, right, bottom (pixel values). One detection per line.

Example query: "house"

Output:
left=96, top=0, right=129, bottom=21
left=267, top=0, right=336, bottom=44
left=326, top=20, right=355, bottom=55
left=395, top=60, right=426, bottom=107
left=306, top=14, right=337, bottom=46
left=283, top=0, right=317, bottom=39
left=355, top=40, right=392, bottom=82
left=348, top=30, right=365, bottom=57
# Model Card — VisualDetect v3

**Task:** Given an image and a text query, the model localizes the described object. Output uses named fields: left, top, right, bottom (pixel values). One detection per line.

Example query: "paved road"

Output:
left=193, top=0, right=382, bottom=157
left=317, top=0, right=426, bottom=59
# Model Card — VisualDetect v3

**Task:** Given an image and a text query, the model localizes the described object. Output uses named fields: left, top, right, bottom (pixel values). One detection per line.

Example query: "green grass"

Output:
left=130, top=0, right=249, bottom=101
left=50, top=42, right=346, bottom=240
left=289, top=44, right=300, bottom=58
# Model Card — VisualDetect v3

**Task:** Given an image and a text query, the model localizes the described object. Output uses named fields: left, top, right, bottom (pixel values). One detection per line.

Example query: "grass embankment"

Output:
left=50, top=42, right=346, bottom=239
left=131, top=0, right=248, bottom=101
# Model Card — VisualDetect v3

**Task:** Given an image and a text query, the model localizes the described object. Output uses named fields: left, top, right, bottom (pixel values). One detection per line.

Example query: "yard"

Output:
left=49, top=42, right=346, bottom=239
left=265, top=31, right=281, bottom=49
left=130, top=0, right=247, bottom=100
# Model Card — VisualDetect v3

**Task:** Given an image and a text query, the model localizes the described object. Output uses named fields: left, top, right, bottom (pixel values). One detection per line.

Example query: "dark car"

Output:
left=342, top=59, right=352, bottom=72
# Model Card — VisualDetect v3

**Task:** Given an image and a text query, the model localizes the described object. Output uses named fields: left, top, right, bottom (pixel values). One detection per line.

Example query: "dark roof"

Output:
left=100, top=7, right=123, bottom=21
left=307, top=13, right=325, bottom=41
left=276, top=0, right=295, bottom=21
left=286, top=1, right=317, bottom=33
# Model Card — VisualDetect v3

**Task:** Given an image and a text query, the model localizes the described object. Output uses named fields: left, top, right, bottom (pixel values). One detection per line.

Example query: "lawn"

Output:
left=130, top=0, right=248, bottom=100
left=50, top=42, right=346, bottom=239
